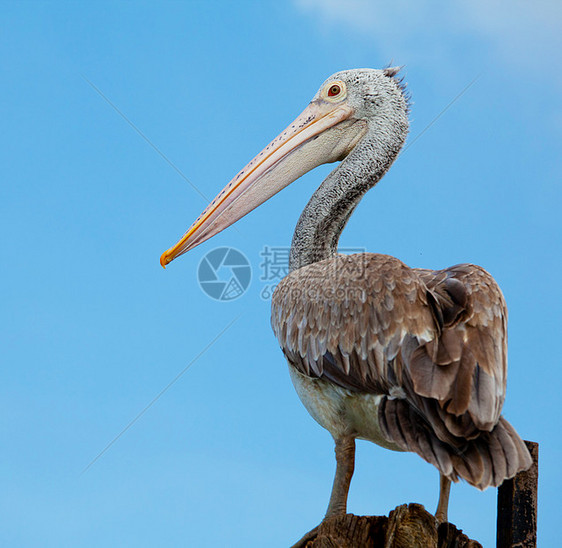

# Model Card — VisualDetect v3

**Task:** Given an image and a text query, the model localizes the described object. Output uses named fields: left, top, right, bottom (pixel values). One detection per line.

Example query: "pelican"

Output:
left=160, top=68, right=532, bottom=524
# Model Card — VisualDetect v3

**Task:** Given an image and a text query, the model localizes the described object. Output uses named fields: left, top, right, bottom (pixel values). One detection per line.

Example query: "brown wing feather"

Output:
left=271, top=253, right=531, bottom=488
left=414, top=264, right=507, bottom=430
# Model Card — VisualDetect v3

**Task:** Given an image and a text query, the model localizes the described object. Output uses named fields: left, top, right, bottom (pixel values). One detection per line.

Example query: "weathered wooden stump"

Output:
left=291, top=503, right=481, bottom=547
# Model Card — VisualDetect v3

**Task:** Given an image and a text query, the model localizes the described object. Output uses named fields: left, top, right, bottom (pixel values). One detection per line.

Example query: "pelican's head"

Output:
left=160, top=68, right=408, bottom=267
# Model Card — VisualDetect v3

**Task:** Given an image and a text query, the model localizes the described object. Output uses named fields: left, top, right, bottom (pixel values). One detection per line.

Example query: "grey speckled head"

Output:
left=313, top=67, right=410, bottom=122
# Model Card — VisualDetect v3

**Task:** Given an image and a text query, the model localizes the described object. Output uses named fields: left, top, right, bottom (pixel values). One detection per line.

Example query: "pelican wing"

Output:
left=271, top=254, right=529, bottom=487
left=273, top=253, right=434, bottom=389
left=412, top=264, right=507, bottom=429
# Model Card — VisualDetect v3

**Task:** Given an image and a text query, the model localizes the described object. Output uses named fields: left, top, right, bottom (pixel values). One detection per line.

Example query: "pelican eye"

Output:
left=328, top=84, right=341, bottom=97
left=323, top=81, right=346, bottom=102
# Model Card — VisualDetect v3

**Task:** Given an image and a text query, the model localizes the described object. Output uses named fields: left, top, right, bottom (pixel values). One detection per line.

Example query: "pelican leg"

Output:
left=435, top=473, right=451, bottom=523
left=325, top=436, right=356, bottom=518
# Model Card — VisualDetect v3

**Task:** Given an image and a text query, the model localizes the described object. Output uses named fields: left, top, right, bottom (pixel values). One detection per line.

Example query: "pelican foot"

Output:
left=435, top=510, right=448, bottom=525
left=290, top=525, right=319, bottom=548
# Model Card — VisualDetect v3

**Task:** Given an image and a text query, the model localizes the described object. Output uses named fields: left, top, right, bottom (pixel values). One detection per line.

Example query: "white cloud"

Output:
left=295, top=0, right=441, bottom=34
left=458, top=1, right=561, bottom=65
left=294, top=0, right=562, bottom=85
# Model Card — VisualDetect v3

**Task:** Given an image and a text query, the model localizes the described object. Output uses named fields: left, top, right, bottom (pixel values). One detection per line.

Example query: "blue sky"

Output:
left=1, top=1, right=560, bottom=546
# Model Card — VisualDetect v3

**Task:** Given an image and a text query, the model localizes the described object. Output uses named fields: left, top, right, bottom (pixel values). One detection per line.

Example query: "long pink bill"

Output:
left=160, top=100, right=357, bottom=268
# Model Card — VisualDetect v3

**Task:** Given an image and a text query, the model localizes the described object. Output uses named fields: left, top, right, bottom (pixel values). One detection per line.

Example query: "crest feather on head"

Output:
left=383, top=64, right=411, bottom=113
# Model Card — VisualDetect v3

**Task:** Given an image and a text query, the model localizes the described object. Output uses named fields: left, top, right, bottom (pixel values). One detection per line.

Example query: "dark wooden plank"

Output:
left=497, top=440, right=538, bottom=548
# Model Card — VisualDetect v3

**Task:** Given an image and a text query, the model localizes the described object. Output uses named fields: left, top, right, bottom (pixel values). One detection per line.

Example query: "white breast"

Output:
left=288, top=364, right=404, bottom=452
